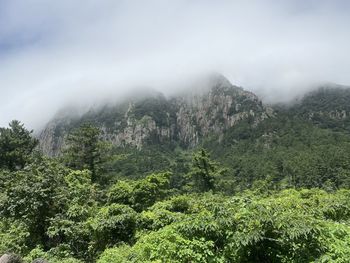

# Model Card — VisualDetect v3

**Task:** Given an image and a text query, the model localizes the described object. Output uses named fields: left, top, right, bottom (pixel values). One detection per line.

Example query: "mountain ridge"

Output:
left=39, top=75, right=273, bottom=156
left=38, top=76, right=350, bottom=157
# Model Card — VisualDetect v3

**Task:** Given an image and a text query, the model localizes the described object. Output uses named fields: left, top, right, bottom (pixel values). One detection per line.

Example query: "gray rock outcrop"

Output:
left=38, top=75, right=273, bottom=155
left=0, top=254, right=22, bottom=263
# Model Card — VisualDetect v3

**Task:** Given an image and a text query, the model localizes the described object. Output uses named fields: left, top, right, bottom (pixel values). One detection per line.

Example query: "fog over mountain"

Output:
left=1, top=0, right=350, bottom=129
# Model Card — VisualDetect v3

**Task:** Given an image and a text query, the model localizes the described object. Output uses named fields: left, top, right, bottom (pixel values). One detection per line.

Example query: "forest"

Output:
left=1, top=115, right=350, bottom=263
left=1, top=0, right=350, bottom=261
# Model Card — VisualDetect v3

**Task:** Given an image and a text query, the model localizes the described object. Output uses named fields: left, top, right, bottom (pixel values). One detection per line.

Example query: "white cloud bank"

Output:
left=1, top=0, right=350, bottom=129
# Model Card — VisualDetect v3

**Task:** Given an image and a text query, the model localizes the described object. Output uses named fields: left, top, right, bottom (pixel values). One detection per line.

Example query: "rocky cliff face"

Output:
left=39, top=76, right=274, bottom=156
left=286, top=85, right=350, bottom=130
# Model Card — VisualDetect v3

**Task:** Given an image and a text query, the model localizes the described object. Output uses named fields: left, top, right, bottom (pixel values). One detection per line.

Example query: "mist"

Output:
left=1, top=0, right=350, bottom=129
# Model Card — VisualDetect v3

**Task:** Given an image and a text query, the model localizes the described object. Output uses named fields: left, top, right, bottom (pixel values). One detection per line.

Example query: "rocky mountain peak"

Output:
left=39, top=76, right=273, bottom=156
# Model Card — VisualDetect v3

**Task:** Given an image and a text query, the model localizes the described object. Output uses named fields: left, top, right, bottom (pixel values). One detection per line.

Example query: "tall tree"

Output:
left=0, top=120, right=38, bottom=171
left=64, top=123, right=107, bottom=183
left=189, top=149, right=223, bottom=192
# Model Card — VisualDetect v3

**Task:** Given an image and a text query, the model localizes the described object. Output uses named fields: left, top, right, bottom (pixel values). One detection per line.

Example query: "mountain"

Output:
left=39, top=75, right=273, bottom=156
left=287, top=84, right=350, bottom=131
left=38, top=76, right=350, bottom=187
left=5, top=76, right=350, bottom=262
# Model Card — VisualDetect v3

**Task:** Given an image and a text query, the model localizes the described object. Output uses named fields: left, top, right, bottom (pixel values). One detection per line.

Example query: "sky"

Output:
left=1, top=0, right=350, bottom=129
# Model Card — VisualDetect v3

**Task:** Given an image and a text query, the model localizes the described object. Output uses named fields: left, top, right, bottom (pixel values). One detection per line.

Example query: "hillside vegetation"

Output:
left=1, top=83, right=350, bottom=262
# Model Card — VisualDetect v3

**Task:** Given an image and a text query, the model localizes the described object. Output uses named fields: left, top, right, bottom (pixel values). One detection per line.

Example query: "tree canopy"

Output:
left=63, top=123, right=109, bottom=183
left=0, top=120, right=38, bottom=171
left=1, top=119, right=350, bottom=262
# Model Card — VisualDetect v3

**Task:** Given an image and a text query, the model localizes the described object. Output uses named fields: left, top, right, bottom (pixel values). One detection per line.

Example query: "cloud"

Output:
left=1, top=0, right=350, bottom=129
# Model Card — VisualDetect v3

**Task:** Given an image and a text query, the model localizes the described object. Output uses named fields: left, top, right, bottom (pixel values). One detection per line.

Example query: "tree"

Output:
left=107, top=172, right=171, bottom=211
left=64, top=123, right=108, bottom=183
left=0, top=120, right=38, bottom=171
left=131, top=172, right=171, bottom=211
left=188, top=149, right=223, bottom=192
left=89, top=204, right=137, bottom=254
left=0, top=158, right=69, bottom=248
left=47, top=170, right=99, bottom=261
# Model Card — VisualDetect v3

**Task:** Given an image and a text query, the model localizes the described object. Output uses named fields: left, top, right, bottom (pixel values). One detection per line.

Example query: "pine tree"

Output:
left=64, top=123, right=107, bottom=183
left=0, top=120, right=38, bottom=170
left=189, top=148, right=223, bottom=192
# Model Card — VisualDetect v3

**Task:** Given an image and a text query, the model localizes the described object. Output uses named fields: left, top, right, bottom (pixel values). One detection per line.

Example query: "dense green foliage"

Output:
left=63, top=123, right=110, bottom=183
left=98, top=190, right=350, bottom=263
left=0, top=120, right=38, bottom=171
left=2, top=86, right=350, bottom=262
